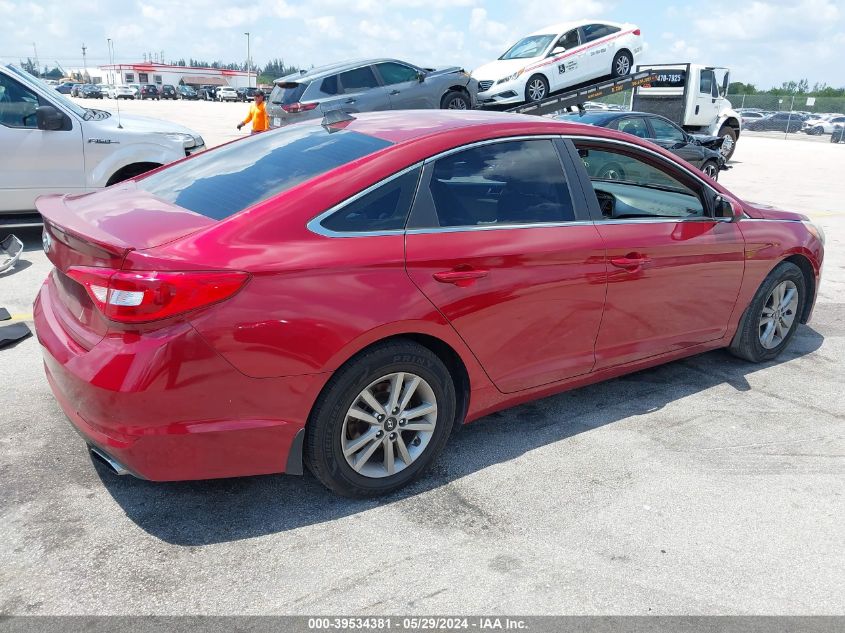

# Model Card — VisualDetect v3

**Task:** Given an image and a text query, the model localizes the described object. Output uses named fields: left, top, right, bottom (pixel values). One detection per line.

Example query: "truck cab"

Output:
left=0, top=64, right=205, bottom=227
left=632, top=63, right=741, bottom=160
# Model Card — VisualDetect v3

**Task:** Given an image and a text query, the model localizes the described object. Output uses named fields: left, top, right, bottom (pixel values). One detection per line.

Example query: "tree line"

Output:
left=729, top=79, right=845, bottom=97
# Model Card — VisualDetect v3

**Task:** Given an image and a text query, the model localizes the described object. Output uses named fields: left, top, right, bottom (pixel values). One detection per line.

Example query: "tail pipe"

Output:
left=88, top=445, right=131, bottom=476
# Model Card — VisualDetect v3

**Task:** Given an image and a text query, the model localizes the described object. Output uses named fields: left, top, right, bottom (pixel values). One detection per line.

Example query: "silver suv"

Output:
left=267, top=58, right=478, bottom=128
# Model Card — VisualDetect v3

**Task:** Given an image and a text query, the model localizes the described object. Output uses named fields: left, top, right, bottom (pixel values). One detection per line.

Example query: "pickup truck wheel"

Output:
left=701, top=160, right=719, bottom=181
left=440, top=90, right=470, bottom=110
left=717, top=125, right=737, bottom=161
left=611, top=51, right=633, bottom=77
left=524, top=75, right=549, bottom=103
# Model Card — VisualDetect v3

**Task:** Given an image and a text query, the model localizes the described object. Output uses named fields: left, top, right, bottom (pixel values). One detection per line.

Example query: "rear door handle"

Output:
left=390, top=90, right=401, bottom=95
left=610, top=254, right=650, bottom=270
left=345, top=98, right=357, bottom=104
left=433, top=269, right=489, bottom=286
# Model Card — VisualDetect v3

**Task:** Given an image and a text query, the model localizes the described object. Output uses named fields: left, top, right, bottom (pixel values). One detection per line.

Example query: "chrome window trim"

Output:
left=421, top=135, right=563, bottom=164
left=405, top=220, right=595, bottom=235
left=307, top=162, right=422, bottom=238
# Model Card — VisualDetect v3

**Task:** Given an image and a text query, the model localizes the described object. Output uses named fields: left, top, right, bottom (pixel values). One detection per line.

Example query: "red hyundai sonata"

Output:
left=34, top=110, right=824, bottom=496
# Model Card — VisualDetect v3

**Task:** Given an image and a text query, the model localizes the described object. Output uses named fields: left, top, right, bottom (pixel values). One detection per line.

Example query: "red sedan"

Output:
left=34, top=110, right=825, bottom=496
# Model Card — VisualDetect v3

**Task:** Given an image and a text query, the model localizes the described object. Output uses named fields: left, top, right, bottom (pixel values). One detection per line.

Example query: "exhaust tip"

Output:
left=88, top=445, right=130, bottom=476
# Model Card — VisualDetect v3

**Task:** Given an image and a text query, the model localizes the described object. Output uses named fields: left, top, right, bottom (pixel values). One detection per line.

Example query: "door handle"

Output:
left=345, top=98, right=356, bottom=104
left=433, top=269, right=489, bottom=286
left=390, top=90, right=401, bottom=95
left=610, top=254, right=650, bottom=270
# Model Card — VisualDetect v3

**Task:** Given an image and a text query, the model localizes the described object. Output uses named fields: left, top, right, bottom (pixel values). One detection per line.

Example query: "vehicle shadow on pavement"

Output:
left=96, top=325, right=825, bottom=546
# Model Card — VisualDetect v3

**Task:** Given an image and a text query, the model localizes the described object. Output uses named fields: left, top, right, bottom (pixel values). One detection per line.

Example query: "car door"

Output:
left=645, top=115, right=704, bottom=166
left=335, top=65, right=391, bottom=113
left=0, top=71, right=84, bottom=213
left=569, top=139, right=745, bottom=368
left=688, top=68, right=720, bottom=127
left=579, top=23, right=617, bottom=78
left=404, top=138, right=607, bottom=393
left=548, top=28, right=587, bottom=91
left=374, top=61, right=434, bottom=110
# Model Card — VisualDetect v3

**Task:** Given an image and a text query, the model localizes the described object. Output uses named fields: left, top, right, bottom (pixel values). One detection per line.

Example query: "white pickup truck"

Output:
left=0, top=64, right=205, bottom=227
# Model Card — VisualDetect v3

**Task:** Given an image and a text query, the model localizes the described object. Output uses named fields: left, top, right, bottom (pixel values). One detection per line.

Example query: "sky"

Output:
left=1, top=0, right=843, bottom=89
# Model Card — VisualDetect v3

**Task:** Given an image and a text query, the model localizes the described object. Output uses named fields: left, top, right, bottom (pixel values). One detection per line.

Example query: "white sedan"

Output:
left=216, top=86, right=238, bottom=102
left=804, top=114, right=845, bottom=135
left=108, top=85, right=136, bottom=99
left=472, top=20, right=643, bottom=106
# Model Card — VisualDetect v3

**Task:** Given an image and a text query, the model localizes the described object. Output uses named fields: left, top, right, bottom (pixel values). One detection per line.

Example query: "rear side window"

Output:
left=340, top=66, right=379, bottom=94
left=270, top=82, right=309, bottom=105
left=137, top=127, right=394, bottom=220
left=416, top=140, right=575, bottom=228
left=320, top=168, right=421, bottom=233
left=581, top=24, right=620, bottom=42
left=320, top=74, right=340, bottom=95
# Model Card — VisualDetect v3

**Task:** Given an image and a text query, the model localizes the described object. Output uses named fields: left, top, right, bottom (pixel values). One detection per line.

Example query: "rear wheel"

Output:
left=729, top=262, right=805, bottom=363
left=305, top=341, right=456, bottom=497
left=717, top=125, right=737, bottom=160
left=441, top=90, right=470, bottom=110
left=611, top=50, right=633, bottom=78
left=524, top=74, right=549, bottom=103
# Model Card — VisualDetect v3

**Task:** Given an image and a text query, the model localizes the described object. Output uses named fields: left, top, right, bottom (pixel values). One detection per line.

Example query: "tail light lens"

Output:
left=282, top=102, right=318, bottom=114
left=633, top=29, right=641, bottom=35
left=66, top=267, right=249, bottom=323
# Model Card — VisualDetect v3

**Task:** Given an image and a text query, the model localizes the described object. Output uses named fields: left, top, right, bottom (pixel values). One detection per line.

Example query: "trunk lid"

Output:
left=37, top=186, right=215, bottom=349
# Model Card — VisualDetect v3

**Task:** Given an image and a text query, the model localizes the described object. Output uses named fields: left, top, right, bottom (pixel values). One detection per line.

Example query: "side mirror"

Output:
left=36, top=105, right=64, bottom=131
left=715, top=195, right=742, bottom=223
left=417, top=71, right=427, bottom=83
left=549, top=46, right=566, bottom=56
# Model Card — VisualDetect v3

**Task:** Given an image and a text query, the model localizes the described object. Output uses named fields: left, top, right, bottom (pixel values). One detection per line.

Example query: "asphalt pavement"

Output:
left=1, top=129, right=843, bottom=615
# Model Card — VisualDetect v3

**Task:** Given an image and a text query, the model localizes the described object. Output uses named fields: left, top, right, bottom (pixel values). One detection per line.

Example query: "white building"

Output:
left=88, top=62, right=256, bottom=88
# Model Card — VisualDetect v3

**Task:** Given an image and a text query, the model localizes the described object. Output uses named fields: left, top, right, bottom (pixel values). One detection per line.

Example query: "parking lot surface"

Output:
left=1, top=101, right=843, bottom=615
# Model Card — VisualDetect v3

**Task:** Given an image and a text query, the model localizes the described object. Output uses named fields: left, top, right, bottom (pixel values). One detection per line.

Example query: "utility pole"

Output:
left=244, top=32, right=251, bottom=87
left=81, top=42, right=87, bottom=78
left=32, top=42, right=40, bottom=77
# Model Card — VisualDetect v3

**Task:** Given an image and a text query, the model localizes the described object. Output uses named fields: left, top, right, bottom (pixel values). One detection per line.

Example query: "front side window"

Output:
left=577, top=145, right=705, bottom=219
left=499, top=35, right=556, bottom=60
left=0, top=74, right=41, bottom=128
left=137, top=127, right=394, bottom=220
left=375, top=62, right=419, bottom=85
left=417, top=140, right=575, bottom=228
left=339, top=66, right=379, bottom=94
left=320, top=168, right=420, bottom=233
left=557, top=29, right=580, bottom=50
left=648, top=117, right=686, bottom=142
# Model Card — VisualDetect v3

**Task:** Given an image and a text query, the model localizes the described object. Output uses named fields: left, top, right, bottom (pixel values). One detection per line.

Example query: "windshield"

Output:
left=499, top=35, right=556, bottom=60
left=5, top=64, right=89, bottom=119
left=137, top=125, right=394, bottom=220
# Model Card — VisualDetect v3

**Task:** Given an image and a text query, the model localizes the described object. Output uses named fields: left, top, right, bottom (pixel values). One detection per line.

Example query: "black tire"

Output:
left=718, top=125, right=738, bottom=161
left=701, top=159, right=719, bottom=181
left=524, top=74, right=549, bottom=103
left=611, top=50, right=633, bottom=78
left=440, top=90, right=470, bottom=110
left=305, top=340, right=457, bottom=497
left=729, top=262, right=806, bottom=363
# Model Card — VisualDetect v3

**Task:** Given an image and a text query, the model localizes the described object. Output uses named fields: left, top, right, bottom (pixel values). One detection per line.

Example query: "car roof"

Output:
left=273, top=58, right=419, bottom=84
left=528, top=19, right=626, bottom=36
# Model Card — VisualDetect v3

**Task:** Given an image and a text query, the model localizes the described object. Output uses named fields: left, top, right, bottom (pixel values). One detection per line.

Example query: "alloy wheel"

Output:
left=616, top=56, right=631, bottom=76
left=703, top=163, right=719, bottom=179
left=448, top=97, right=467, bottom=110
left=341, top=372, right=438, bottom=478
left=759, top=280, right=798, bottom=349
left=528, top=80, right=546, bottom=102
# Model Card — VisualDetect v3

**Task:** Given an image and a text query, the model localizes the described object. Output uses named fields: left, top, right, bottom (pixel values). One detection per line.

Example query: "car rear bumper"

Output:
left=34, top=279, right=327, bottom=481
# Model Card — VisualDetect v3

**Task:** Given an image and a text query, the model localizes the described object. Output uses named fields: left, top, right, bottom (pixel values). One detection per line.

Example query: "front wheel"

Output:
left=441, top=90, right=470, bottom=110
left=717, top=125, right=737, bottom=161
left=524, top=74, right=549, bottom=103
left=305, top=341, right=457, bottom=497
left=701, top=159, right=719, bottom=181
left=729, top=262, right=806, bottom=363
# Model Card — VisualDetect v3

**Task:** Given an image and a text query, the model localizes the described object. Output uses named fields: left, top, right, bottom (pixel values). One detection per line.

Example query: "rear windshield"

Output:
left=270, top=82, right=309, bottom=105
left=137, top=125, right=394, bottom=220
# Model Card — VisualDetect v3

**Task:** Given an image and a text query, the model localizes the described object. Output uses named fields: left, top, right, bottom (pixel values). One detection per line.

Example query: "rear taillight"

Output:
left=282, top=102, right=318, bottom=114
left=633, top=29, right=641, bottom=36
left=66, top=267, right=249, bottom=323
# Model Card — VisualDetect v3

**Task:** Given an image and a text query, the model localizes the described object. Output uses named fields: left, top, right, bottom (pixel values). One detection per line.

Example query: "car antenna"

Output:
left=321, top=109, right=356, bottom=129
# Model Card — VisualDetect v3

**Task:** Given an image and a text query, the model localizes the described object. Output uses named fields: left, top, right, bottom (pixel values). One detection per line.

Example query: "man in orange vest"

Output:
left=236, top=90, right=269, bottom=134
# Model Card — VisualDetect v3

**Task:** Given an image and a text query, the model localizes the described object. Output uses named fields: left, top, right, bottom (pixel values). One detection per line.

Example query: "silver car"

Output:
left=267, top=58, right=478, bottom=128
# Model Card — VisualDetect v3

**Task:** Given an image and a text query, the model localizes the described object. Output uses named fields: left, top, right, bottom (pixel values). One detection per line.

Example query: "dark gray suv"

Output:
left=267, top=58, right=478, bottom=128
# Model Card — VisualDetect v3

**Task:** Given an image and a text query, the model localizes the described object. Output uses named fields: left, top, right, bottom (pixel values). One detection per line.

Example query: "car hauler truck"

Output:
left=505, top=63, right=742, bottom=160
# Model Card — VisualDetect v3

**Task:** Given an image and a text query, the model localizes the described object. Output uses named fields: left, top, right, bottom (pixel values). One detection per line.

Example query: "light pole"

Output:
left=244, top=32, right=251, bottom=88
